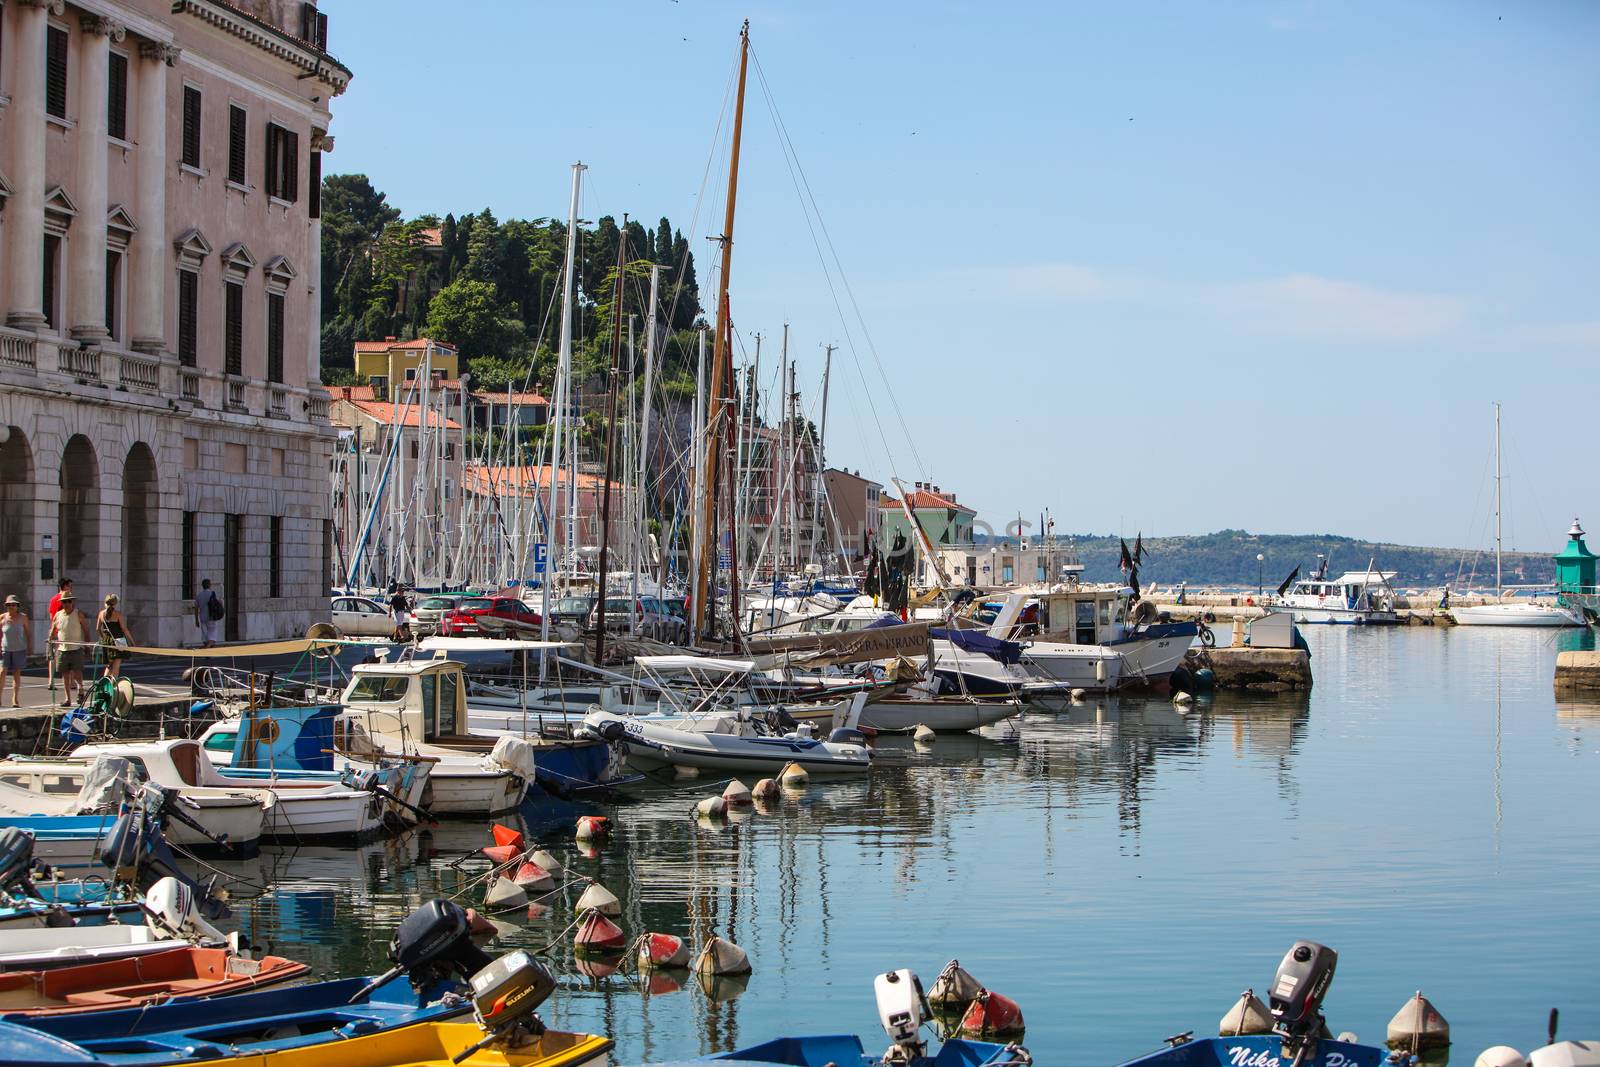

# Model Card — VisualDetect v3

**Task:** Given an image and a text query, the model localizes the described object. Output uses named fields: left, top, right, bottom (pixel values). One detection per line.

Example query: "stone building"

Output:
left=0, top=0, right=348, bottom=648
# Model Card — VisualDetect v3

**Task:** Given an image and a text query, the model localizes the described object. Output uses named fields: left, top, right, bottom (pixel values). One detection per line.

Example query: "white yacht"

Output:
left=1273, top=561, right=1400, bottom=624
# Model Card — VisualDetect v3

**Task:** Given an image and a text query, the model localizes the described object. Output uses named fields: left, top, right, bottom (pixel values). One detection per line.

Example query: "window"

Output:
left=322, top=519, right=333, bottom=596
left=228, top=105, right=246, bottom=185
left=309, top=150, right=322, bottom=218
left=104, top=250, right=122, bottom=340
left=181, top=511, right=196, bottom=598
left=266, top=291, right=284, bottom=382
left=42, top=236, right=60, bottom=329
left=224, top=281, right=243, bottom=375
left=298, top=2, right=329, bottom=51
left=107, top=52, right=128, bottom=139
left=177, top=269, right=198, bottom=366
left=181, top=86, right=202, bottom=168
left=268, top=516, right=281, bottom=598
left=45, top=26, right=66, bottom=119
left=347, top=675, right=409, bottom=703
left=264, top=123, right=298, bottom=201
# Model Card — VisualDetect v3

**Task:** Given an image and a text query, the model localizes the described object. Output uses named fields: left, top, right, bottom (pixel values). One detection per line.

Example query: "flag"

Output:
left=1275, top=565, right=1300, bottom=597
left=1118, top=538, right=1133, bottom=572
left=1133, top=532, right=1145, bottom=564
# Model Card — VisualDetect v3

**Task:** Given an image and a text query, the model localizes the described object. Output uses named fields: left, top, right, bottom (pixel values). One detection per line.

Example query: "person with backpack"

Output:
left=194, top=579, right=223, bottom=648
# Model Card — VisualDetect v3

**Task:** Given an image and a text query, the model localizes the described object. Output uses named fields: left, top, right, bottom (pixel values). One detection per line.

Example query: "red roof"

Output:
left=352, top=337, right=457, bottom=355
left=882, top=489, right=973, bottom=513
left=473, top=390, right=548, bottom=405
left=462, top=465, right=622, bottom=497
left=335, top=399, right=461, bottom=430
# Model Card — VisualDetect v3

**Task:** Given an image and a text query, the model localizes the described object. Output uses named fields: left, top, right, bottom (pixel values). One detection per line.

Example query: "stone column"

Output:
left=130, top=40, right=179, bottom=354
left=5, top=0, right=64, bottom=330
left=69, top=16, right=124, bottom=343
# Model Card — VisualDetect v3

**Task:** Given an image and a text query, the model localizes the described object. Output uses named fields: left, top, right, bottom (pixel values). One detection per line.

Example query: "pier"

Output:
left=1554, top=651, right=1600, bottom=693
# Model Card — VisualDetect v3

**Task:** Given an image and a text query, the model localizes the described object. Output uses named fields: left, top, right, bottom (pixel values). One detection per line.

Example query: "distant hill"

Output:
left=979, top=529, right=1556, bottom=589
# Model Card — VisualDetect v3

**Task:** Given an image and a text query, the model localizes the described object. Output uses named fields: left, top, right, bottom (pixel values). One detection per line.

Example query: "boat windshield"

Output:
left=203, top=730, right=237, bottom=753
left=349, top=675, right=411, bottom=702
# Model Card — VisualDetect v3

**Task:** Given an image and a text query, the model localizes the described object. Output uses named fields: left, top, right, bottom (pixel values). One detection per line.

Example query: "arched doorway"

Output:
left=0, top=427, right=34, bottom=625
left=121, top=443, right=158, bottom=636
left=59, top=434, right=99, bottom=588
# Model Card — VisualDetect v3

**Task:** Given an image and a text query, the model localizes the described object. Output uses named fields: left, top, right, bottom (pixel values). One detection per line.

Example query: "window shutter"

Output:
left=309, top=150, right=322, bottom=218
left=42, top=238, right=57, bottom=328
left=285, top=131, right=299, bottom=203
left=225, top=282, right=243, bottom=376
left=299, top=2, right=314, bottom=42
left=265, top=124, right=279, bottom=197
left=178, top=270, right=198, bottom=366
left=108, top=53, right=128, bottom=140
left=45, top=27, right=68, bottom=119
left=315, top=11, right=329, bottom=50
left=267, top=293, right=284, bottom=383
left=182, top=87, right=202, bottom=167
left=228, top=106, right=247, bottom=185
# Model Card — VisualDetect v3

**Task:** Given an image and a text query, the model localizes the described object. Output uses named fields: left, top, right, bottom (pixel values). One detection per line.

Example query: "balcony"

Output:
left=225, top=378, right=247, bottom=412
left=0, top=331, right=37, bottom=370
left=58, top=345, right=102, bottom=382
left=117, top=351, right=160, bottom=394
left=180, top=368, right=201, bottom=401
left=307, top=389, right=330, bottom=421
left=269, top=386, right=288, bottom=418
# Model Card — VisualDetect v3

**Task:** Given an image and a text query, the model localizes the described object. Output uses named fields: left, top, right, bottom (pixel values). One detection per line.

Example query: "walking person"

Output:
left=2, top=595, right=31, bottom=708
left=47, top=578, right=72, bottom=619
left=97, top=594, right=132, bottom=679
left=389, top=584, right=413, bottom=642
left=194, top=579, right=223, bottom=649
left=46, top=593, right=90, bottom=707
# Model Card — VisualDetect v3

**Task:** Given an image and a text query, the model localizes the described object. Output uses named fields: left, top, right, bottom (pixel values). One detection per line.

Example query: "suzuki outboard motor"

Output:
left=349, top=899, right=495, bottom=1003
left=1270, top=941, right=1338, bottom=1067
left=447, top=950, right=559, bottom=1063
left=99, top=787, right=230, bottom=920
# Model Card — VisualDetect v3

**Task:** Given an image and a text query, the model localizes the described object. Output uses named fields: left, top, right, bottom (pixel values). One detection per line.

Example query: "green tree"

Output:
left=425, top=279, right=525, bottom=362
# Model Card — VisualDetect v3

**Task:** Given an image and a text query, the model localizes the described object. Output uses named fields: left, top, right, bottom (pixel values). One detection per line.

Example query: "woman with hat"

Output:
left=1, top=595, right=30, bottom=708
left=97, top=594, right=132, bottom=680
left=46, top=592, right=90, bottom=707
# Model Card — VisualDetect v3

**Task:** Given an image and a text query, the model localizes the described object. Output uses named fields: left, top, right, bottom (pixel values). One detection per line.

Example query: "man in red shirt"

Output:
left=47, top=578, right=72, bottom=620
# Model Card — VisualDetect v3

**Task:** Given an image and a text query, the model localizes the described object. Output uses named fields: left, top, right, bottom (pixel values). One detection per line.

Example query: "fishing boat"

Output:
left=0, top=945, right=308, bottom=1016
left=1272, top=559, right=1400, bottom=625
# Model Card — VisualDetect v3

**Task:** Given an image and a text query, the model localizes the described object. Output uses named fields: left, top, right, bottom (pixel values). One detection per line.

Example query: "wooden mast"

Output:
left=694, top=20, right=750, bottom=641
left=593, top=218, right=630, bottom=664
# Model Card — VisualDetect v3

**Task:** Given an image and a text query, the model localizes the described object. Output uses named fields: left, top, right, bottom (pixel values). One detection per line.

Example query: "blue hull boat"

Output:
left=688, top=1035, right=1024, bottom=1067
left=1120, top=1036, right=1398, bottom=1067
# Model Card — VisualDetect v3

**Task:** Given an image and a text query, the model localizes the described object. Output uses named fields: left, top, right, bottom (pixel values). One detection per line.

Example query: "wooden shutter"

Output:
left=267, top=293, right=284, bottom=383
left=45, top=27, right=67, bottom=119
left=108, top=53, right=128, bottom=140
left=283, top=131, right=300, bottom=203
left=309, top=150, right=322, bottom=218
left=178, top=270, right=198, bottom=366
left=41, top=238, right=57, bottom=328
left=265, top=124, right=280, bottom=197
left=225, top=282, right=243, bottom=376
left=315, top=11, right=328, bottom=50
left=182, top=87, right=202, bottom=167
left=228, top=106, right=247, bottom=185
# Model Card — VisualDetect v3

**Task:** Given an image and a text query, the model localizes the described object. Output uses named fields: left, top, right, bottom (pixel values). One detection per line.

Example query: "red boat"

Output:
left=0, top=945, right=309, bottom=1015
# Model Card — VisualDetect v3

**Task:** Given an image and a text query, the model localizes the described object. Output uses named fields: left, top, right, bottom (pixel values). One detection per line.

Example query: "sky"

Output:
left=320, top=1, right=1598, bottom=551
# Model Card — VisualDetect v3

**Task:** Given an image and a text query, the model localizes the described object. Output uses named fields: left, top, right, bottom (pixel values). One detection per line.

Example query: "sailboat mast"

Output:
left=1494, top=400, right=1502, bottom=596
left=694, top=20, right=750, bottom=640
left=542, top=161, right=584, bottom=650
left=594, top=220, right=630, bottom=664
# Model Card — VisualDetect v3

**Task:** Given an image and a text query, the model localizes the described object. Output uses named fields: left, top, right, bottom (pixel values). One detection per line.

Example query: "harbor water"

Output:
left=203, top=626, right=1600, bottom=1064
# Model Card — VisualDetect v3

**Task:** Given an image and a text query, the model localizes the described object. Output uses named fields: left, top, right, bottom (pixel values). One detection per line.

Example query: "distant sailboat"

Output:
left=1452, top=403, right=1582, bottom=628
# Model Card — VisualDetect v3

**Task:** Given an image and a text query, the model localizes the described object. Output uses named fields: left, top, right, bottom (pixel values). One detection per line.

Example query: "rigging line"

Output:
left=748, top=46, right=926, bottom=475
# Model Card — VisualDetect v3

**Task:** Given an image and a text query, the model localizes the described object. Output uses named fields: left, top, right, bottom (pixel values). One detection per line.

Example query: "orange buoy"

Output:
left=575, top=815, right=611, bottom=840
left=513, top=858, right=554, bottom=892
left=751, top=778, right=781, bottom=802
left=959, top=990, right=1025, bottom=1039
left=574, top=907, right=626, bottom=953
left=491, top=824, right=525, bottom=850
left=482, top=844, right=521, bottom=866
left=636, top=932, right=691, bottom=970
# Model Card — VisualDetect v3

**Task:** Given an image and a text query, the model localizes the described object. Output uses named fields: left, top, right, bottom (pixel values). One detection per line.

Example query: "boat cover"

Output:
left=930, top=628, right=1023, bottom=666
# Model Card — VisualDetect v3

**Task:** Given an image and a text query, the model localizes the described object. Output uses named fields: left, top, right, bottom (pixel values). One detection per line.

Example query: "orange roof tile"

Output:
left=335, top=399, right=461, bottom=430
left=462, top=465, right=622, bottom=497
left=473, top=390, right=548, bottom=405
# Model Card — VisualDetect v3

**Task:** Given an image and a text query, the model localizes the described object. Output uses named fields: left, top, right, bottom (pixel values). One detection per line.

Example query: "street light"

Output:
left=1257, top=553, right=1265, bottom=597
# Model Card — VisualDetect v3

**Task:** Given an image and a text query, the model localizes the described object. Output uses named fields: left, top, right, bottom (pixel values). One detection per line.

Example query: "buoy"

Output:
left=779, top=761, right=809, bottom=788
left=483, top=876, right=529, bottom=913
left=752, top=778, right=781, bottom=801
left=698, top=971, right=751, bottom=1002
left=1219, top=989, right=1274, bottom=1036
left=577, top=843, right=601, bottom=859
left=694, top=934, right=752, bottom=976
left=491, top=824, right=525, bottom=850
left=959, top=990, right=1026, bottom=1039
left=512, top=858, right=554, bottom=892
left=482, top=844, right=521, bottom=866
left=635, top=932, right=691, bottom=970
left=529, top=849, right=565, bottom=877
left=1193, top=667, right=1215, bottom=689
left=1387, top=991, right=1451, bottom=1051
left=695, top=795, right=727, bottom=818
left=1173, top=690, right=1195, bottom=706
left=463, top=907, right=496, bottom=936
left=575, top=881, right=621, bottom=916
left=927, top=959, right=983, bottom=1014
left=722, top=778, right=753, bottom=805
left=913, top=724, right=937, bottom=744
left=1070, top=688, right=1087, bottom=702
left=1475, top=1049, right=1527, bottom=1067
left=573, top=908, right=626, bottom=953
left=1337, top=1033, right=1361, bottom=1045
left=574, top=951, right=623, bottom=979
left=575, top=815, right=611, bottom=841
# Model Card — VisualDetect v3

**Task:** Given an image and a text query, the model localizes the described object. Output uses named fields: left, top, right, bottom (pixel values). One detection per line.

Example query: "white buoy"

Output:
left=574, top=815, right=611, bottom=841
left=1387, top=991, right=1451, bottom=1051
left=512, top=858, right=555, bottom=892
left=780, top=761, right=809, bottom=788
left=529, top=849, right=565, bottom=878
left=483, top=876, right=529, bottom=912
left=694, top=934, right=752, bottom=976
left=913, top=724, right=937, bottom=744
left=575, top=881, right=621, bottom=916
left=1219, top=989, right=1274, bottom=1036
left=1070, top=688, right=1087, bottom=702
left=1475, top=1049, right=1527, bottom=1067
left=751, top=778, right=780, bottom=801
left=1337, top=1033, right=1361, bottom=1045
left=1173, top=690, right=1195, bottom=706
left=695, top=795, right=727, bottom=818
left=927, top=959, right=983, bottom=1014
left=722, top=779, right=752, bottom=805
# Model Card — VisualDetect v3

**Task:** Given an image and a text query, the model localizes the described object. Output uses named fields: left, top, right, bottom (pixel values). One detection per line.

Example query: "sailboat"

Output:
left=1452, top=404, right=1582, bottom=628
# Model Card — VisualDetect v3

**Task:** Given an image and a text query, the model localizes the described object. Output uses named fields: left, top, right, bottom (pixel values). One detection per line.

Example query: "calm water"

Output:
left=198, top=626, right=1600, bottom=1064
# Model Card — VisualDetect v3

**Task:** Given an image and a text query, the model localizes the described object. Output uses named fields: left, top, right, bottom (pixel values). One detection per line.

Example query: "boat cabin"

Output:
left=970, top=586, right=1133, bottom=645
left=1280, top=571, right=1397, bottom=613
left=341, top=655, right=469, bottom=743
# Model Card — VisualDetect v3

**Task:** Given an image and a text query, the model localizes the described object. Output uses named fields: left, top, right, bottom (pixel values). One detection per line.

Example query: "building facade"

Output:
left=821, top=467, right=881, bottom=563
left=0, top=0, right=347, bottom=647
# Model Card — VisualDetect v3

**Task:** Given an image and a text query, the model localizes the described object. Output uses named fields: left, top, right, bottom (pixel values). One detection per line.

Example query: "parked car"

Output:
left=331, top=595, right=393, bottom=637
left=442, top=596, right=542, bottom=638
left=592, top=597, right=688, bottom=643
left=413, top=594, right=464, bottom=635
left=548, top=595, right=598, bottom=631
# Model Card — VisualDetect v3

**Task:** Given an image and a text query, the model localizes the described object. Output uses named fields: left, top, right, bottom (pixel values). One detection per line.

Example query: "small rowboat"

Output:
left=0, top=945, right=308, bottom=1016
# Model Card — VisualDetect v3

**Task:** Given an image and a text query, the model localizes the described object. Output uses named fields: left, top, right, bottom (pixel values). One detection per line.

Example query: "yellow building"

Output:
left=352, top=337, right=458, bottom=394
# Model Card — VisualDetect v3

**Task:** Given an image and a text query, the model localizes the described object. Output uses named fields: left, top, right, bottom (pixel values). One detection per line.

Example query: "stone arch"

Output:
left=121, top=442, right=159, bottom=633
left=0, top=426, right=34, bottom=614
left=59, top=434, right=99, bottom=584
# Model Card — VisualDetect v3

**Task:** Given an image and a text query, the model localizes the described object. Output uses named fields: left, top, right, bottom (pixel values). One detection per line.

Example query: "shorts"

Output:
left=55, top=649, right=84, bottom=674
left=2, top=650, right=25, bottom=672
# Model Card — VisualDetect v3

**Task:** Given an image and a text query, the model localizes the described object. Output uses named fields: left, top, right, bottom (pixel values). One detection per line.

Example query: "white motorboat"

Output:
left=857, top=689, right=1023, bottom=733
left=1451, top=601, right=1583, bottom=627
left=69, top=740, right=381, bottom=842
left=0, top=877, right=227, bottom=972
left=1272, top=560, right=1400, bottom=624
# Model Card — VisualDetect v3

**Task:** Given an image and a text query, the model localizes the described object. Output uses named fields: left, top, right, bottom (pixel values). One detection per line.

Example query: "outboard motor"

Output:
left=1269, top=941, right=1338, bottom=1067
left=144, top=876, right=228, bottom=945
left=0, top=828, right=75, bottom=927
left=99, top=787, right=229, bottom=920
left=448, top=950, right=559, bottom=1064
left=874, top=968, right=932, bottom=1064
left=829, top=727, right=869, bottom=746
left=349, top=899, right=495, bottom=1003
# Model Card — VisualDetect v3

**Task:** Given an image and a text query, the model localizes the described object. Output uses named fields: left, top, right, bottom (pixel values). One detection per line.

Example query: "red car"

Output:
left=441, top=596, right=542, bottom=638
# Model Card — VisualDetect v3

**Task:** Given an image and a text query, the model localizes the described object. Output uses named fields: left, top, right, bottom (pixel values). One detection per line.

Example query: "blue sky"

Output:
left=322, top=1, right=1597, bottom=550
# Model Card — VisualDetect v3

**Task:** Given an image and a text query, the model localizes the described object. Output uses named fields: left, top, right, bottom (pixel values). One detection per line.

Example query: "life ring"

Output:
left=250, top=719, right=280, bottom=745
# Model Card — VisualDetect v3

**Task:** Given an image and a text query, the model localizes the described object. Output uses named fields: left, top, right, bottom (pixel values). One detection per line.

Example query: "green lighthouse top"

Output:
left=1554, top=517, right=1596, bottom=594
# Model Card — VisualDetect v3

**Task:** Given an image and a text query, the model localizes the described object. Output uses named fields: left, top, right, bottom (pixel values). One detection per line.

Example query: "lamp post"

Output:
left=1257, top=553, right=1265, bottom=597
